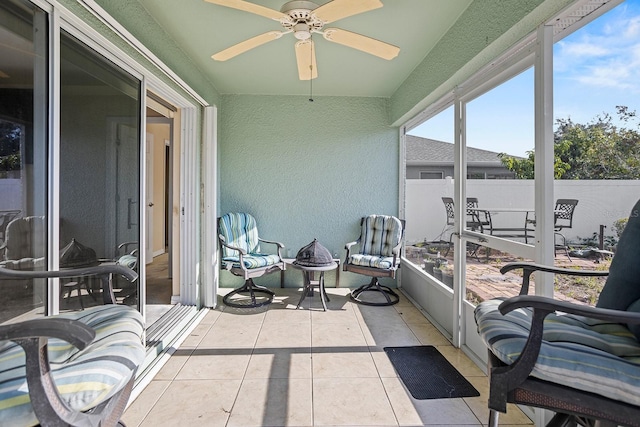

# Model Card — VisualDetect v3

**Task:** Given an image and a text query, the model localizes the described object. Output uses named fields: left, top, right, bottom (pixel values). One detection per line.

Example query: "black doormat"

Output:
left=383, top=345, right=480, bottom=400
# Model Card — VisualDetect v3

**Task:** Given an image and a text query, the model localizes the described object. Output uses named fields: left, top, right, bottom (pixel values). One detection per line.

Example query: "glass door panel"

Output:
left=0, top=0, right=48, bottom=323
left=59, top=31, right=141, bottom=312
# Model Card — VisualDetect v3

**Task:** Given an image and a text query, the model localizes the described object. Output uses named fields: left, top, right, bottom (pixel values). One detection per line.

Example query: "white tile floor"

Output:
left=123, top=288, right=534, bottom=426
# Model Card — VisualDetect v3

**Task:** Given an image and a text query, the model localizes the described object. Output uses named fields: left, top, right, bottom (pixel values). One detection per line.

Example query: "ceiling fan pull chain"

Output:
left=309, top=36, right=314, bottom=102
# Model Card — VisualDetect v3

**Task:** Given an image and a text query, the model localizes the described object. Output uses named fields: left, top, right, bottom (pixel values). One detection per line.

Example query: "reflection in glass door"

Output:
left=0, top=0, right=48, bottom=324
left=59, top=31, right=141, bottom=312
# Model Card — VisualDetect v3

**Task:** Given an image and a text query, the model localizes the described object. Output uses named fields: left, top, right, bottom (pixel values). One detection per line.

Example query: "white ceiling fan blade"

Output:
left=295, top=40, right=318, bottom=80
left=203, top=0, right=287, bottom=21
left=312, top=0, right=383, bottom=24
left=212, top=31, right=284, bottom=61
left=323, top=28, right=399, bottom=60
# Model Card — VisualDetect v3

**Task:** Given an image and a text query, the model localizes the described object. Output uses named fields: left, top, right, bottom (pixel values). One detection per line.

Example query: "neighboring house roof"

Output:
left=406, top=135, right=508, bottom=165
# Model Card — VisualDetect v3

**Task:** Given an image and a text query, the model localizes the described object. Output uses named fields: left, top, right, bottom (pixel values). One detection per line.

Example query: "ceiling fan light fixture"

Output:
left=293, top=23, right=311, bottom=40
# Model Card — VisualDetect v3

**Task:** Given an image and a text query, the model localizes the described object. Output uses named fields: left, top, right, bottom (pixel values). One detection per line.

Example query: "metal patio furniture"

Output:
left=0, top=210, right=20, bottom=256
left=343, top=215, right=404, bottom=306
left=525, top=199, right=578, bottom=259
left=441, top=197, right=484, bottom=260
left=474, top=198, right=640, bottom=427
left=0, top=264, right=144, bottom=426
left=218, top=212, right=286, bottom=308
left=0, top=216, right=46, bottom=270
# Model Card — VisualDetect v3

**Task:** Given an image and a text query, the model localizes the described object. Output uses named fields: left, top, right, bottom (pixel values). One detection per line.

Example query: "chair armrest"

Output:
left=117, top=241, right=138, bottom=255
left=500, top=262, right=609, bottom=295
left=218, top=234, right=250, bottom=272
left=0, top=317, right=99, bottom=426
left=344, top=239, right=360, bottom=260
left=488, top=294, right=640, bottom=412
left=257, top=238, right=285, bottom=259
left=344, top=240, right=359, bottom=252
left=218, top=235, right=248, bottom=255
left=500, top=295, right=640, bottom=325
left=258, top=238, right=284, bottom=249
left=0, top=317, right=95, bottom=350
left=0, top=264, right=137, bottom=282
left=0, top=264, right=137, bottom=304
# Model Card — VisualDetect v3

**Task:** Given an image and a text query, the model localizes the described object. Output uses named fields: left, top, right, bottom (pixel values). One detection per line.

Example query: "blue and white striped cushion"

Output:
left=348, top=254, right=397, bottom=270
left=219, top=213, right=260, bottom=258
left=222, top=254, right=281, bottom=269
left=475, top=299, right=640, bottom=407
left=360, top=215, right=402, bottom=257
left=0, top=304, right=145, bottom=426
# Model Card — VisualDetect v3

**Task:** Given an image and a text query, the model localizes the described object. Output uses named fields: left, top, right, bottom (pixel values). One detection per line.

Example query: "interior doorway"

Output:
left=145, top=93, right=176, bottom=327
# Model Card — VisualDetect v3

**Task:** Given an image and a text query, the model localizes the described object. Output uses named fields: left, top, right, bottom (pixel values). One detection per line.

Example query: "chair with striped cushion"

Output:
left=474, top=199, right=640, bottom=427
left=343, top=215, right=405, bottom=306
left=0, top=264, right=145, bottom=426
left=218, top=213, right=286, bottom=308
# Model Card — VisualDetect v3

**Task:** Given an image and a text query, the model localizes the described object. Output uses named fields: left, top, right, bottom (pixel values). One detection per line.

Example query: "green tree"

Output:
left=499, top=106, right=640, bottom=179
left=0, top=121, right=22, bottom=172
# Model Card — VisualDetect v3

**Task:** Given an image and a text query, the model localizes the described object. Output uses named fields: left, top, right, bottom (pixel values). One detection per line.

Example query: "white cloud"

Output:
left=559, top=41, right=609, bottom=58
left=555, top=6, right=640, bottom=93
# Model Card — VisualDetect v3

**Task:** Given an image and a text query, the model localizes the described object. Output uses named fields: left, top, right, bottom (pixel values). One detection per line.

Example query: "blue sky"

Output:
left=409, top=0, right=640, bottom=157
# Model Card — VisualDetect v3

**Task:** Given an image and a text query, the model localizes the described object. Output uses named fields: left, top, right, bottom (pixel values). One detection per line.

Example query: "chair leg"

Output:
left=554, top=231, right=571, bottom=261
left=223, top=278, right=275, bottom=308
left=488, top=409, right=499, bottom=427
left=350, top=277, right=399, bottom=306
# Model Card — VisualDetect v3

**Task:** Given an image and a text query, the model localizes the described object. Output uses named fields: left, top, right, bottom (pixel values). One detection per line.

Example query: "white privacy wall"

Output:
left=405, top=179, right=640, bottom=245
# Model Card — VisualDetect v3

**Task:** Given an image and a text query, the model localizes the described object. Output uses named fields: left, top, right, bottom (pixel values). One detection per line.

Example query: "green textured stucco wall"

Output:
left=218, top=95, right=399, bottom=288
left=69, top=0, right=221, bottom=106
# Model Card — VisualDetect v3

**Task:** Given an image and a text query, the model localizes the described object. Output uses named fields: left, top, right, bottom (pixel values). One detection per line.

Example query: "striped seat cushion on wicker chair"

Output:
left=0, top=304, right=145, bottom=427
left=475, top=298, right=640, bottom=407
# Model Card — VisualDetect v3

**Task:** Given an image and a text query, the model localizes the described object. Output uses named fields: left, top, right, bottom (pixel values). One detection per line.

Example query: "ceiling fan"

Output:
left=205, top=0, right=400, bottom=80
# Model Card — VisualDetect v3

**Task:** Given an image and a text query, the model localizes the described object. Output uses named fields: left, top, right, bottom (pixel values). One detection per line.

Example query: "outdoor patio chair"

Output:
left=474, top=199, right=640, bottom=427
left=0, top=215, right=46, bottom=270
left=110, top=241, right=139, bottom=305
left=441, top=197, right=484, bottom=260
left=0, top=264, right=145, bottom=427
left=0, top=210, right=20, bottom=256
left=218, top=212, right=286, bottom=308
left=525, top=199, right=578, bottom=259
left=343, top=215, right=404, bottom=306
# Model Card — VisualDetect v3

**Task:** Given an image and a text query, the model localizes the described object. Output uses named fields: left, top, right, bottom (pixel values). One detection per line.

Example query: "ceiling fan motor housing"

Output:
left=280, top=0, right=324, bottom=40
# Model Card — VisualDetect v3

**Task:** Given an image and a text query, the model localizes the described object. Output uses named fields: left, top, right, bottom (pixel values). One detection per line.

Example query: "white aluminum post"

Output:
left=534, top=23, right=555, bottom=427
left=452, top=96, right=465, bottom=347
left=202, top=105, right=218, bottom=308
left=534, top=24, right=555, bottom=297
left=48, top=6, right=60, bottom=316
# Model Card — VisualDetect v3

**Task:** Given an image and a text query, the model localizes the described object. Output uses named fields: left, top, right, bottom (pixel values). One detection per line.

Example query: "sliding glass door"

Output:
left=0, top=0, right=48, bottom=323
left=59, top=31, right=141, bottom=311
